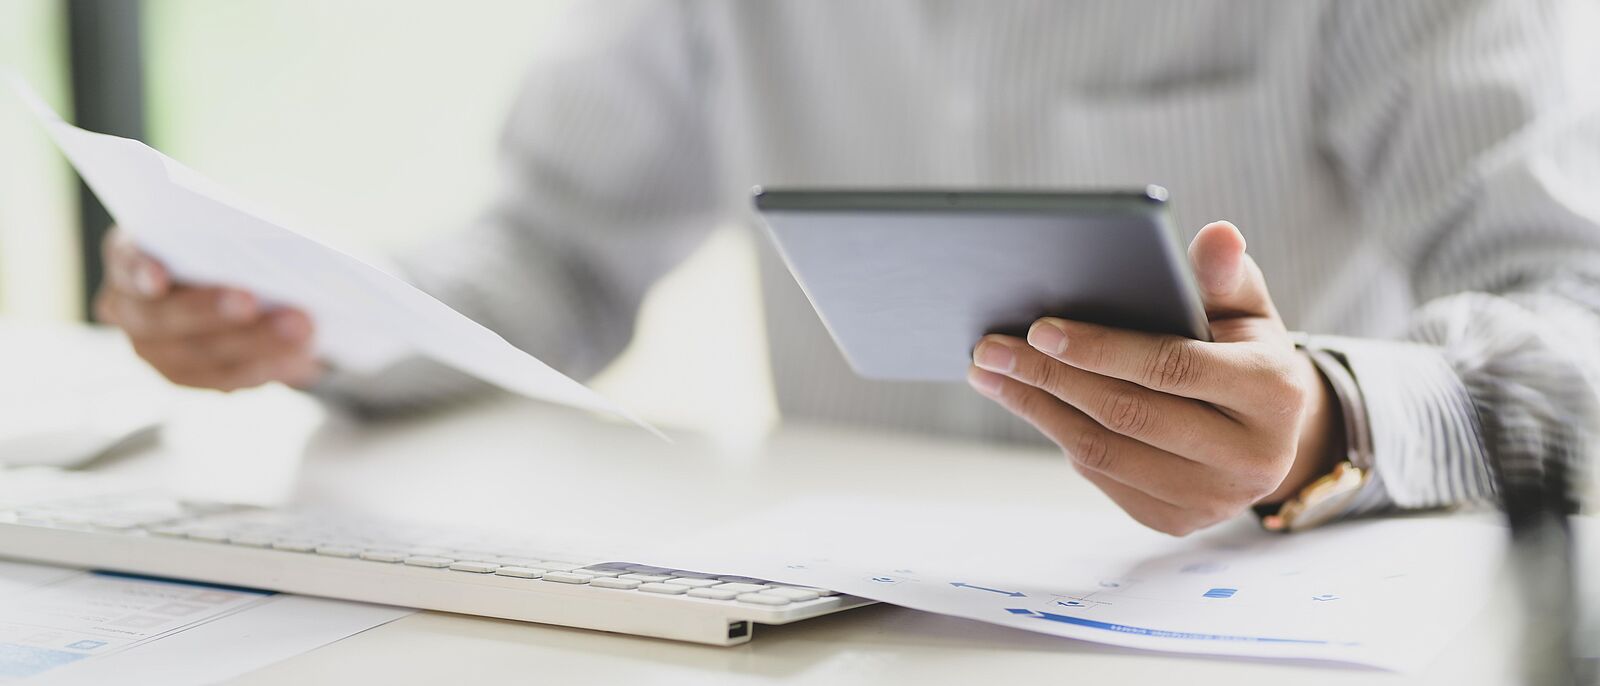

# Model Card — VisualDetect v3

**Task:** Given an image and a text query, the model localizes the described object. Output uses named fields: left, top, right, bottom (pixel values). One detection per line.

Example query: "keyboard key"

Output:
left=92, top=516, right=141, bottom=529
left=590, top=577, right=642, bottom=590
left=626, top=565, right=675, bottom=575
left=359, top=550, right=406, bottom=563
left=638, top=582, right=688, bottom=595
left=186, top=528, right=231, bottom=543
left=228, top=534, right=275, bottom=547
left=712, top=582, right=770, bottom=594
left=533, top=561, right=584, bottom=572
left=663, top=577, right=720, bottom=588
left=686, top=588, right=739, bottom=601
left=736, top=592, right=791, bottom=606
left=541, top=571, right=593, bottom=584
left=403, top=556, right=454, bottom=568
left=578, top=569, right=623, bottom=578
left=494, top=566, right=543, bottom=579
left=150, top=526, right=190, bottom=538
left=272, top=540, right=317, bottom=553
left=18, top=509, right=65, bottom=523
left=760, top=587, right=820, bottom=602
left=717, top=576, right=768, bottom=584
left=620, top=573, right=672, bottom=583
left=446, top=551, right=500, bottom=563
left=449, top=561, right=498, bottom=574
left=775, top=585, right=838, bottom=597
left=314, top=545, right=362, bottom=558
left=667, top=571, right=721, bottom=580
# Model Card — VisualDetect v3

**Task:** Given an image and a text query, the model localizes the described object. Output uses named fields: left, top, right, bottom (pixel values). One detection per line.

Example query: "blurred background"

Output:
left=0, top=0, right=778, bottom=438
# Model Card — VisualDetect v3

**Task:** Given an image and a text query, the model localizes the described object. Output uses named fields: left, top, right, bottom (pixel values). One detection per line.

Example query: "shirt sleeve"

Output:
left=1310, top=0, right=1600, bottom=516
left=316, top=0, right=726, bottom=415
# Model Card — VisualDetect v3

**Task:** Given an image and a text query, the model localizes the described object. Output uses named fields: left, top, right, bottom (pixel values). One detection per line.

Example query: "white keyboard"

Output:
left=0, top=468, right=871, bottom=645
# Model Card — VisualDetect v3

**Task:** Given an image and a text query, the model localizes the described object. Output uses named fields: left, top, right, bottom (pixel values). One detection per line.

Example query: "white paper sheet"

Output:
left=635, top=498, right=1508, bottom=672
left=0, top=560, right=410, bottom=685
left=10, top=78, right=660, bottom=438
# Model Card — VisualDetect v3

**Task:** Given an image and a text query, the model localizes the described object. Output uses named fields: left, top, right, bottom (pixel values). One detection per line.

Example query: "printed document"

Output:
left=11, top=78, right=658, bottom=437
left=638, top=498, right=1508, bottom=672
left=0, top=560, right=409, bottom=685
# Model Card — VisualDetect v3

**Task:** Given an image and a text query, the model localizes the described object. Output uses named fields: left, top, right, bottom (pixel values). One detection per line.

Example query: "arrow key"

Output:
left=712, top=582, right=770, bottom=593
left=736, top=592, right=791, bottom=606
left=760, top=587, right=820, bottom=602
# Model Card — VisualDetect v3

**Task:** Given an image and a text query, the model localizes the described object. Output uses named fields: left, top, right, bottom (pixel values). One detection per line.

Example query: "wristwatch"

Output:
left=1257, top=337, right=1375, bottom=533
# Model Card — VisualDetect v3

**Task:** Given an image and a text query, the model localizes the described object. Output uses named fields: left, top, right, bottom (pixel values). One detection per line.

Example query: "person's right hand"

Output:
left=95, top=227, right=324, bottom=391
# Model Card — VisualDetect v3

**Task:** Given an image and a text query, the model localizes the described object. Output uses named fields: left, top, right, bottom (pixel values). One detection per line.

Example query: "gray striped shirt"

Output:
left=323, top=0, right=1600, bottom=518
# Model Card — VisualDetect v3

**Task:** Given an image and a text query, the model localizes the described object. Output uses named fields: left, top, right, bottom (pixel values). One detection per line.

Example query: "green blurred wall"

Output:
left=0, top=0, right=77, bottom=321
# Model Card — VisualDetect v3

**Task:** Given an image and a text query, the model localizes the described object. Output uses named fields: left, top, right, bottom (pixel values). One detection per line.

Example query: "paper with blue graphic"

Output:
left=0, top=560, right=407, bottom=685
left=638, top=499, right=1507, bottom=672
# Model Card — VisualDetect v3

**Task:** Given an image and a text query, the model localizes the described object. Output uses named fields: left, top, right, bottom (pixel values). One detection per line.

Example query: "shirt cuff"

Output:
left=1300, top=334, right=1496, bottom=518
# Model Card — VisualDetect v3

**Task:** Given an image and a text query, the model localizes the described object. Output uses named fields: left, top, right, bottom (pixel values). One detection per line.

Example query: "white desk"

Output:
left=100, top=396, right=1529, bottom=685
left=5, top=321, right=1564, bottom=685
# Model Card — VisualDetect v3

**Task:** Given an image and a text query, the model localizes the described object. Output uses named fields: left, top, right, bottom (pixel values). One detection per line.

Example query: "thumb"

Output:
left=1188, top=221, right=1282, bottom=343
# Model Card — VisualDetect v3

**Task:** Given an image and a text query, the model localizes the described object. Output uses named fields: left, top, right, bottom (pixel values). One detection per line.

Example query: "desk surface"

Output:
left=113, top=396, right=1529, bottom=685
left=9, top=320, right=1555, bottom=684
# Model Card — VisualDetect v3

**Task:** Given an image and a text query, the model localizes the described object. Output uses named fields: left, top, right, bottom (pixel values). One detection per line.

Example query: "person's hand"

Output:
left=94, top=227, right=324, bottom=391
left=968, top=221, right=1341, bottom=536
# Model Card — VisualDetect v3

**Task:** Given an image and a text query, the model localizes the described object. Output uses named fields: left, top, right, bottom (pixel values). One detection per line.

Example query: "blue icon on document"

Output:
left=1202, top=587, right=1237, bottom=599
left=871, top=576, right=896, bottom=583
left=1312, top=594, right=1341, bottom=602
left=1058, top=600, right=1086, bottom=607
left=67, top=640, right=107, bottom=650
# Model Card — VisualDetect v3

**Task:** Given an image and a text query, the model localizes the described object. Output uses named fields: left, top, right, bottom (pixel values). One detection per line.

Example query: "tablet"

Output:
left=754, top=187, right=1211, bottom=381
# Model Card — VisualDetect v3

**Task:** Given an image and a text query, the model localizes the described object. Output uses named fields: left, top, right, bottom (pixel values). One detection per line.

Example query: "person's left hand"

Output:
left=968, top=221, right=1341, bottom=536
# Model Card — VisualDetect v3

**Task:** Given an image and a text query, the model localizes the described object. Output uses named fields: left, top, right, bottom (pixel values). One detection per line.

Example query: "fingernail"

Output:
left=218, top=291, right=255, bottom=321
left=134, top=263, right=160, bottom=297
left=1027, top=320, right=1067, bottom=354
left=272, top=312, right=308, bottom=340
left=973, top=340, right=1015, bottom=373
left=967, top=367, right=1004, bottom=397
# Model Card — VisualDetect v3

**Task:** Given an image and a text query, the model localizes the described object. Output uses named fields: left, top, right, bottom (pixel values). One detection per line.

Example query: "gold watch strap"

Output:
left=1262, top=461, right=1369, bottom=532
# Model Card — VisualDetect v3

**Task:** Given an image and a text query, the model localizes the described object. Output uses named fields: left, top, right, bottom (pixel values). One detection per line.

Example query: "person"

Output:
left=94, top=0, right=1599, bottom=535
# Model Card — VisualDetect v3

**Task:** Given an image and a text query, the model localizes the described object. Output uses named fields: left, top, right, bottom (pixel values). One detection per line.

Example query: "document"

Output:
left=637, top=498, right=1509, bottom=672
left=10, top=79, right=659, bottom=438
left=0, top=560, right=410, bottom=685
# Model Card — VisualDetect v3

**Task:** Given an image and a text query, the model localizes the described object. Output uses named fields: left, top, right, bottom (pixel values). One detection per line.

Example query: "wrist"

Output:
left=1260, top=350, right=1345, bottom=505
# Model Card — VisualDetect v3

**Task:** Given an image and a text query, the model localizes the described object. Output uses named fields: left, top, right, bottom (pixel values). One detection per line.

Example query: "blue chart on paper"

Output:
left=1004, top=609, right=1343, bottom=645
left=0, top=643, right=88, bottom=679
